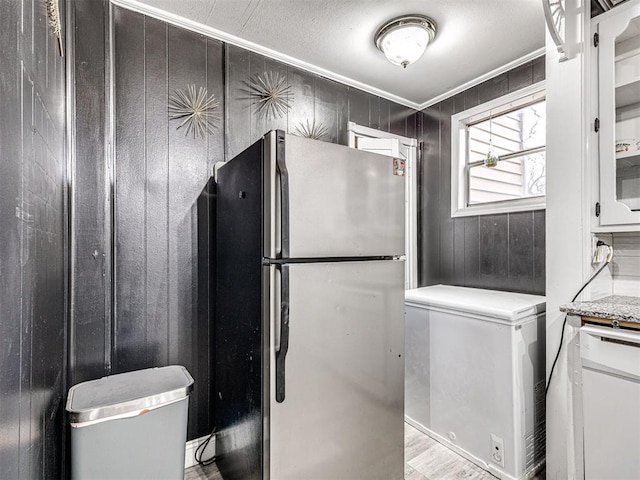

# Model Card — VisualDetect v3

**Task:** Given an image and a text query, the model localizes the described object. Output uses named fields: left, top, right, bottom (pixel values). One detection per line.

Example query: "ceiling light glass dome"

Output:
left=375, top=15, right=437, bottom=68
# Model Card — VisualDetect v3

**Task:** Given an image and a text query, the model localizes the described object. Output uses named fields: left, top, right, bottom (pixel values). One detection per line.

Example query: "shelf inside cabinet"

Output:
left=617, top=101, right=640, bottom=122
left=615, top=79, right=640, bottom=109
left=616, top=151, right=640, bottom=174
left=616, top=149, right=640, bottom=161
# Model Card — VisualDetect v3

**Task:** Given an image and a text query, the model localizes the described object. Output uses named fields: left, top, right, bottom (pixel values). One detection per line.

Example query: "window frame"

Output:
left=451, top=82, right=547, bottom=218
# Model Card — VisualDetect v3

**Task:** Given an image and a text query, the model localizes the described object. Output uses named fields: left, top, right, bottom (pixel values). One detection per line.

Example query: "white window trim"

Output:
left=451, top=82, right=547, bottom=218
left=347, top=121, right=418, bottom=290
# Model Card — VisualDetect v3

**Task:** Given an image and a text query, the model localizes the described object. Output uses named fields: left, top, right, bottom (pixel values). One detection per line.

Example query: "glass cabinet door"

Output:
left=597, top=4, right=640, bottom=226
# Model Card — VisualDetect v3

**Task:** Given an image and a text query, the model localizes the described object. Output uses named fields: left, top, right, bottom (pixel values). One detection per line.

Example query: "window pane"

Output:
left=468, top=151, right=546, bottom=205
left=466, top=99, right=545, bottom=207
left=468, top=100, right=546, bottom=161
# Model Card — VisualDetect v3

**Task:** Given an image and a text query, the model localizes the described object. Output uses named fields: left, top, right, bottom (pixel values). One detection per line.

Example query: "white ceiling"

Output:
left=120, top=0, right=546, bottom=109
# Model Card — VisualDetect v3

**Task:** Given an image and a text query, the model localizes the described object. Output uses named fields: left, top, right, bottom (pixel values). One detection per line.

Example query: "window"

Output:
left=451, top=83, right=546, bottom=217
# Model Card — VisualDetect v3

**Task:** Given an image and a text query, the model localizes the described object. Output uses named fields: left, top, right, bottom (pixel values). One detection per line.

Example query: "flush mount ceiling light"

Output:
left=374, top=15, right=437, bottom=68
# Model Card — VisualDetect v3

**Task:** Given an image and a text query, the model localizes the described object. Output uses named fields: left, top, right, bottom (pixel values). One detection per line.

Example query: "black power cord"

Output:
left=194, top=428, right=217, bottom=467
left=545, top=241, right=612, bottom=396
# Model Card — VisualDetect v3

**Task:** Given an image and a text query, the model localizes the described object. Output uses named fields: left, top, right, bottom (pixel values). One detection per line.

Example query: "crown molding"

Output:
left=110, top=0, right=544, bottom=113
left=110, top=0, right=422, bottom=109
left=417, top=47, right=546, bottom=110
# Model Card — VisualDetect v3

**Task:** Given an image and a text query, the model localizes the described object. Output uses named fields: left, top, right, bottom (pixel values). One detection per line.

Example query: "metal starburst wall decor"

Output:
left=247, top=71, right=293, bottom=119
left=295, top=119, right=329, bottom=141
left=168, top=85, right=221, bottom=139
left=46, top=0, right=64, bottom=56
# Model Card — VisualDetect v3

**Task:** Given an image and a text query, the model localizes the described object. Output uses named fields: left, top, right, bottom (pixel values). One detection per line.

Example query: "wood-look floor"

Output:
left=185, top=423, right=546, bottom=480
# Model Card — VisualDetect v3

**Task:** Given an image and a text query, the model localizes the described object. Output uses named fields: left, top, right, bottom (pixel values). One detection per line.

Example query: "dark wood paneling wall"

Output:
left=0, top=0, right=549, bottom=475
left=418, top=57, right=546, bottom=295
left=69, top=0, right=111, bottom=388
left=72, top=5, right=418, bottom=441
left=0, top=0, right=67, bottom=478
left=224, top=44, right=399, bottom=160
left=69, top=4, right=546, bottom=448
left=110, top=9, right=224, bottom=437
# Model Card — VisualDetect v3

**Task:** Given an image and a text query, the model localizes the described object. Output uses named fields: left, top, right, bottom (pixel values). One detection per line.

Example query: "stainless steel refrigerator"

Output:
left=214, top=130, right=405, bottom=480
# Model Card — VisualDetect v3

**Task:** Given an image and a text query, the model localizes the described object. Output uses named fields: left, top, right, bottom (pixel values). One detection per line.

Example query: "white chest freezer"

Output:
left=405, top=285, right=546, bottom=480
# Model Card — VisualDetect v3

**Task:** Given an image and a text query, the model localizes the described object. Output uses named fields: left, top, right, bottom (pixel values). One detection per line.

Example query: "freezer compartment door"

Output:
left=266, top=260, right=405, bottom=480
left=265, top=131, right=405, bottom=258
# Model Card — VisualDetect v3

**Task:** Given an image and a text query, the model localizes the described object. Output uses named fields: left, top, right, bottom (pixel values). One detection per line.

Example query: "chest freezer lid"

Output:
left=66, top=365, right=193, bottom=424
left=405, top=284, right=546, bottom=321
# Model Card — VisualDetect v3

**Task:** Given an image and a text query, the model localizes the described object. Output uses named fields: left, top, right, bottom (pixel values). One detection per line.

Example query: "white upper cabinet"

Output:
left=595, top=1, right=640, bottom=230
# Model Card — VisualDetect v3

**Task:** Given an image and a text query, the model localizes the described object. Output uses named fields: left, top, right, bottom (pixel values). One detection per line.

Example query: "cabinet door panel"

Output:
left=597, top=5, right=640, bottom=227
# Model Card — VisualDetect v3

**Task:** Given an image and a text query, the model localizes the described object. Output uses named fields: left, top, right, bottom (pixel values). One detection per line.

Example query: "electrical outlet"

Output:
left=490, top=434, right=505, bottom=468
left=592, top=236, right=600, bottom=264
left=591, top=235, right=613, bottom=264
left=592, top=237, right=606, bottom=264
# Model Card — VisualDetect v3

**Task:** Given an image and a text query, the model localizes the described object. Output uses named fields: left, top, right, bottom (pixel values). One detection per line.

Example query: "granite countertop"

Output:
left=560, top=295, right=640, bottom=324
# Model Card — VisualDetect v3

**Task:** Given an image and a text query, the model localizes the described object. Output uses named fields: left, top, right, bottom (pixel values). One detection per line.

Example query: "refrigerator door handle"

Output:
left=275, top=264, right=290, bottom=403
left=275, top=130, right=290, bottom=259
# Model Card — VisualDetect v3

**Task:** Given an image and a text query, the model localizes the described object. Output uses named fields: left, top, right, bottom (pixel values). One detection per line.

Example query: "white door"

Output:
left=348, top=124, right=418, bottom=290
left=355, top=137, right=405, bottom=158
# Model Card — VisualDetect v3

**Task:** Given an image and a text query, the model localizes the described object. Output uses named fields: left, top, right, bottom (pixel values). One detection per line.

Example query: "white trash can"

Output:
left=66, top=365, right=194, bottom=480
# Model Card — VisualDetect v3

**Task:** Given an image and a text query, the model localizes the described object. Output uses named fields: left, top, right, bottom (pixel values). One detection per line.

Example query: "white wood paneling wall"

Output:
left=544, top=0, right=592, bottom=478
left=612, top=234, right=640, bottom=296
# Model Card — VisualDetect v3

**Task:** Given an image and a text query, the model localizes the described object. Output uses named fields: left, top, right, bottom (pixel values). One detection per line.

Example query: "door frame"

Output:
left=347, top=121, right=418, bottom=290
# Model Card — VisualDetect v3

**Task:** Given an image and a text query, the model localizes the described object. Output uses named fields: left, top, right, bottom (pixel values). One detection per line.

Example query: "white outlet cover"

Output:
left=490, top=433, right=505, bottom=468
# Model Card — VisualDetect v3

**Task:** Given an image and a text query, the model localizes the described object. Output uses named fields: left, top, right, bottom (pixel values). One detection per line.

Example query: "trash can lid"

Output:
left=66, top=365, right=194, bottom=425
